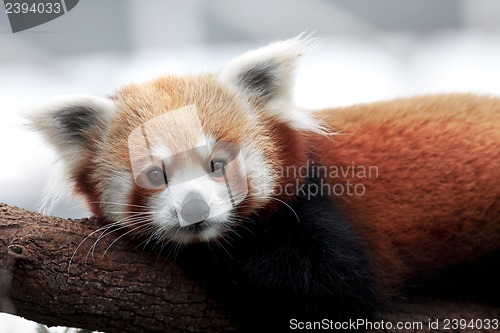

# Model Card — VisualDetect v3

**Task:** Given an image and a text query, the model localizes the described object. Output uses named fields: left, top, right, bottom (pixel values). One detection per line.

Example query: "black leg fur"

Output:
left=176, top=177, right=377, bottom=332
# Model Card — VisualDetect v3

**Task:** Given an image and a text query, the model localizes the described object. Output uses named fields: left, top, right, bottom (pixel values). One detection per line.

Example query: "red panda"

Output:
left=30, top=36, right=500, bottom=331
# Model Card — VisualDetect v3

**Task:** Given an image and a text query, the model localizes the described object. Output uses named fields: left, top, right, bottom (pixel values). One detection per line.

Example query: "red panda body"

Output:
left=30, top=36, right=500, bottom=331
left=310, top=94, right=500, bottom=293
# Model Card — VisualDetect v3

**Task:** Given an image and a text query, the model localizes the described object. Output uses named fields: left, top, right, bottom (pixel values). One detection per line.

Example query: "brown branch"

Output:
left=0, top=203, right=236, bottom=333
left=1, top=202, right=499, bottom=333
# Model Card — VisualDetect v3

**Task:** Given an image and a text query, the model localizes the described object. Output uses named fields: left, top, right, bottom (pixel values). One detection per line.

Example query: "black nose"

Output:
left=180, top=194, right=210, bottom=225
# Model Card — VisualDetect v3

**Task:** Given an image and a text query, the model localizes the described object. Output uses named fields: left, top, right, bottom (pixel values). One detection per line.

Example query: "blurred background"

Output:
left=1, top=0, right=500, bottom=331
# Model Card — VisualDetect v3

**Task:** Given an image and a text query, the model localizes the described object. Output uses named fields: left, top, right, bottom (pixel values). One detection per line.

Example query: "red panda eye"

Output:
left=210, top=159, right=227, bottom=177
left=146, top=166, right=166, bottom=187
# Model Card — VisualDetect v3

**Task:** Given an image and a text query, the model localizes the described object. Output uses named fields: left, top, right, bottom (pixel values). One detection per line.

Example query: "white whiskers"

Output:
left=68, top=192, right=299, bottom=274
left=67, top=205, right=154, bottom=274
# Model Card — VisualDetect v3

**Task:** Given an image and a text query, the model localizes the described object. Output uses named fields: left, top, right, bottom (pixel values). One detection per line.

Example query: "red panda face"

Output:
left=30, top=35, right=326, bottom=244
left=96, top=76, right=278, bottom=243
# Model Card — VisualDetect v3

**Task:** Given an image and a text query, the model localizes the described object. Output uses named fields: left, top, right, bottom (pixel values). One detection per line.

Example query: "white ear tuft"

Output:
left=219, top=34, right=318, bottom=102
left=28, top=94, right=117, bottom=159
left=218, top=34, right=327, bottom=133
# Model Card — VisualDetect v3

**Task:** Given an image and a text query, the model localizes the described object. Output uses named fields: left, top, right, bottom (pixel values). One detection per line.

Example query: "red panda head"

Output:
left=31, top=36, right=326, bottom=244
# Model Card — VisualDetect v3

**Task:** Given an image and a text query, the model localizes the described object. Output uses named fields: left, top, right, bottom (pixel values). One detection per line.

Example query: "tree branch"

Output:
left=0, top=203, right=236, bottom=333
left=1, top=202, right=498, bottom=333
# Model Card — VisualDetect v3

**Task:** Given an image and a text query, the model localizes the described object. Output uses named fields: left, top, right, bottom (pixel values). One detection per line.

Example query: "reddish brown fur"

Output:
left=70, top=74, right=499, bottom=297
left=74, top=163, right=103, bottom=217
left=309, top=94, right=500, bottom=294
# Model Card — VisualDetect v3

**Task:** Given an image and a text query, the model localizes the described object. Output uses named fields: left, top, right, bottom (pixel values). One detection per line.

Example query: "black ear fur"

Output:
left=238, top=61, right=279, bottom=101
left=52, top=105, right=107, bottom=145
left=29, top=95, right=116, bottom=156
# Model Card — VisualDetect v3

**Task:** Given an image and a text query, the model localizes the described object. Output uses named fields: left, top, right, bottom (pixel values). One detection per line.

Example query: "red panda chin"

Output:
left=158, top=221, right=224, bottom=245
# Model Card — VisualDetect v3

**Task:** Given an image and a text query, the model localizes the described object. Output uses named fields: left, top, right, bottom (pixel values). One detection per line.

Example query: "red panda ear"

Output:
left=218, top=34, right=326, bottom=133
left=28, top=94, right=116, bottom=160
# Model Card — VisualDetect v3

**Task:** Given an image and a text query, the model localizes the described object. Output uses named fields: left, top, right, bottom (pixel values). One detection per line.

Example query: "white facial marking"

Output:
left=151, top=145, right=172, bottom=161
left=101, top=170, right=134, bottom=221
left=242, top=144, right=274, bottom=204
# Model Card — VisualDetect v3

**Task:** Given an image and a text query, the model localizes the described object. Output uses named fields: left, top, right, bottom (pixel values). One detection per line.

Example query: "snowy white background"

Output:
left=1, top=0, right=500, bottom=332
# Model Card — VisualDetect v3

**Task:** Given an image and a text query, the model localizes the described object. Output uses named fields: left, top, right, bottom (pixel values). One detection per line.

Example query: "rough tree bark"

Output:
left=0, top=203, right=236, bottom=333
left=1, top=202, right=499, bottom=333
